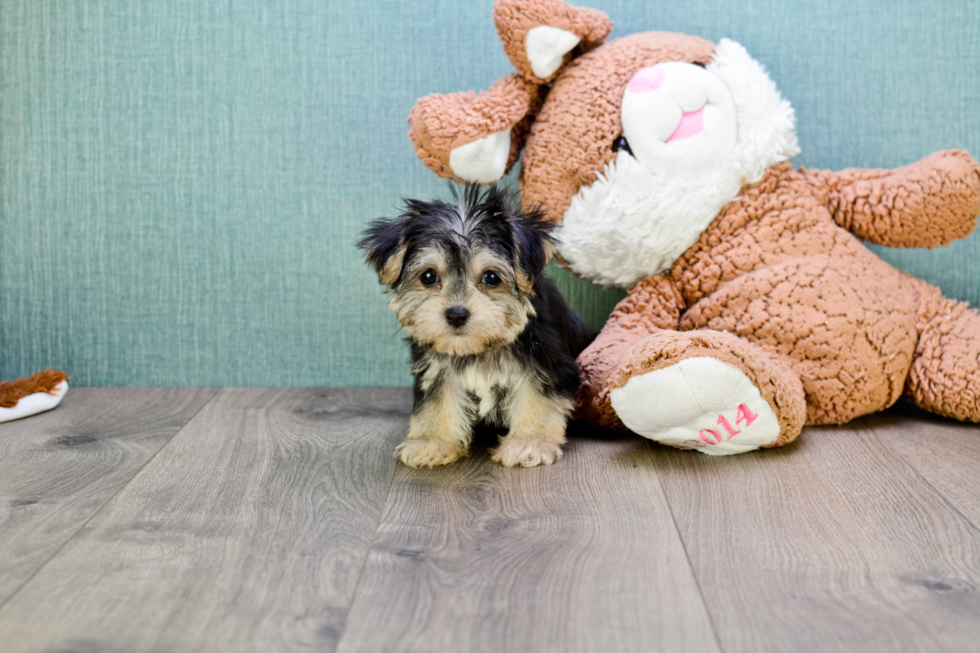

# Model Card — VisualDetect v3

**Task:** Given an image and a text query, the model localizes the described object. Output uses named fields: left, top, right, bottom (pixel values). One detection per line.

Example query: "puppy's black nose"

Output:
left=445, top=306, right=470, bottom=327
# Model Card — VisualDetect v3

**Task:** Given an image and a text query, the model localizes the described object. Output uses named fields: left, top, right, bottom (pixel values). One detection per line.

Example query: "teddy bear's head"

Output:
left=409, top=0, right=800, bottom=287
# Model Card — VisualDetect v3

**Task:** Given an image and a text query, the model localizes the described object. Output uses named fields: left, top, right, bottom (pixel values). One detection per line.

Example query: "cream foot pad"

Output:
left=610, top=357, right=779, bottom=455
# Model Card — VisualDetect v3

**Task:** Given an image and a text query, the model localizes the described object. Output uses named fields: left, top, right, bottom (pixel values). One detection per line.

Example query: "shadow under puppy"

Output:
left=360, top=185, right=593, bottom=468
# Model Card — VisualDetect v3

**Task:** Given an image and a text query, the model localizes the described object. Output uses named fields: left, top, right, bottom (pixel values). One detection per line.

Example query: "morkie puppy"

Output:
left=359, top=185, right=593, bottom=468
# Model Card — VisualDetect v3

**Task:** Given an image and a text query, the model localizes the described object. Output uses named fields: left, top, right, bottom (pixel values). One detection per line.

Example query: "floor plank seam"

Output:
left=331, top=457, right=401, bottom=652
left=865, top=417, right=980, bottom=535
left=644, top=439, right=728, bottom=653
left=0, top=387, right=223, bottom=615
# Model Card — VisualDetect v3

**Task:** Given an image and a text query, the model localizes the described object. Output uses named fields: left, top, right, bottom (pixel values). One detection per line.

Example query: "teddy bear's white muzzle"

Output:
left=620, top=62, right=738, bottom=179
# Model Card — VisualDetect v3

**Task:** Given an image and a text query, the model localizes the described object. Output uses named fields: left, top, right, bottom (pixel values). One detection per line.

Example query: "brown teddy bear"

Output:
left=408, top=0, right=980, bottom=455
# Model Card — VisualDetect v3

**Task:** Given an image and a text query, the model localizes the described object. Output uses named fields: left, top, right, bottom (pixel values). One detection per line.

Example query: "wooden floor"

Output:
left=1, top=388, right=979, bottom=652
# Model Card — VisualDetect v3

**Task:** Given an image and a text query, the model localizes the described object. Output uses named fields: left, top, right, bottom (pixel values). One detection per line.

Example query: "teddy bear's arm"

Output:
left=408, top=74, right=542, bottom=184
left=801, top=149, right=980, bottom=248
left=577, top=275, right=684, bottom=428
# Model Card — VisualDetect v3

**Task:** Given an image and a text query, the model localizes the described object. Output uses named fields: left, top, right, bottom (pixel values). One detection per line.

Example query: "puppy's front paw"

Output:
left=396, top=438, right=467, bottom=468
left=491, top=437, right=563, bottom=468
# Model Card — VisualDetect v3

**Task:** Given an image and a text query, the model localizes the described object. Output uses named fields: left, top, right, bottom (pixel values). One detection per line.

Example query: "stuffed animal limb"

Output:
left=0, top=370, right=70, bottom=424
left=408, top=74, right=541, bottom=184
left=905, top=276, right=980, bottom=422
left=577, top=276, right=807, bottom=454
left=803, top=150, right=980, bottom=248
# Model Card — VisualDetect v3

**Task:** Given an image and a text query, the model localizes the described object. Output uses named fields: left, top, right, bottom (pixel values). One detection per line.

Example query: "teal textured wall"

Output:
left=2, top=0, right=979, bottom=386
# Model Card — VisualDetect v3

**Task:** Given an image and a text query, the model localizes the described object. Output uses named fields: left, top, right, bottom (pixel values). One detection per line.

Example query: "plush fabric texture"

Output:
left=905, top=276, right=980, bottom=421
left=607, top=329, right=807, bottom=448
left=0, top=369, right=69, bottom=408
left=578, top=161, right=980, bottom=441
left=609, top=354, right=787, bottom=455
left=493, top=0, right=612, bottom=84
left=408, top=0, right=980, bottom=453
left=801, top=150, right=980, bottom=248
left=408, top=74, right=541, bottom=182
left=525, top=26, right=582, bottom=80
left=520, top=31, right=717, bottom=223
left=558, top=38, right=801, bottom=287
left=574, top=275, right=685, bottom=428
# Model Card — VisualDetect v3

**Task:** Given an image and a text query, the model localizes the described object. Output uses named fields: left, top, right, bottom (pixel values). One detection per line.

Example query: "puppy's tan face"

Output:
left=389, top=245, right=534, bottom=356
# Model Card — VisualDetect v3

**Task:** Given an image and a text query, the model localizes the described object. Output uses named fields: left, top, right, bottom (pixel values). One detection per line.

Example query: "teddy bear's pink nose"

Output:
left=628, top=66, right=666, bottom=93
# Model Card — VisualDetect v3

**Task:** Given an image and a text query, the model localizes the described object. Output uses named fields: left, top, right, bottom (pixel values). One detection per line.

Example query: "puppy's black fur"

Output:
left=512, top=277, right=593, bottom=398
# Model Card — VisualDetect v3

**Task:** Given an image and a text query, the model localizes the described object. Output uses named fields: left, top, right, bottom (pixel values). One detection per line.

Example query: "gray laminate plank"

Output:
left=336, top=433, right=720, bottom=653
left=0, top=387, right=409, bottom=653
left=654, top=416, right=980, bottom=653
left=0, top=386, right=218, bottom=606
left=869, top=406, right=980, bottom=530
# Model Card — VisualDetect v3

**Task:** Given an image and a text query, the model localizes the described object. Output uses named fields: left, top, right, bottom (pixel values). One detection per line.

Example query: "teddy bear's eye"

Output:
left=612, top=135, right=633, bottom=157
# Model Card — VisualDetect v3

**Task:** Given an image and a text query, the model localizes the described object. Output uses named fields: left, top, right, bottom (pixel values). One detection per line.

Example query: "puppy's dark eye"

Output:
left=481, top=270, right=501, bottom=287
left=420, top=269, right=439, bottom=286
left=612, top=135, right=633, bottom=156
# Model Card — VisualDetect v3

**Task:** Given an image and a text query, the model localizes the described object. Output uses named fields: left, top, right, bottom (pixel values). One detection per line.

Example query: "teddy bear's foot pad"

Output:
left=610, top=357, right=780, bottom=455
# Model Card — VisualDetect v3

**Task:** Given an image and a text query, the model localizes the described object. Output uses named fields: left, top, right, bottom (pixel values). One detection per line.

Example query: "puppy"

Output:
left=359, top=185, right=593, bottom=468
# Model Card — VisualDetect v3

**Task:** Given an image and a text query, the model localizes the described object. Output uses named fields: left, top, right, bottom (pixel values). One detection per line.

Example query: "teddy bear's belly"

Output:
left=678, top=254, right=918, bottom=424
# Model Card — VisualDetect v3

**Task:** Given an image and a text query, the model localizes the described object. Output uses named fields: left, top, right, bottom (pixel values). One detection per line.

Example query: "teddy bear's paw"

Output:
left=395, top=439, right=467, bottom=468
left=491, top=437, right=564, bottom=468
left=610, top=357, right=781, bottom=455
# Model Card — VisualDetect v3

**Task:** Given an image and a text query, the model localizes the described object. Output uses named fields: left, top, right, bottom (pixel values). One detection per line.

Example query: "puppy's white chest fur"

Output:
left=459, top=359, right=511, bottom=419
left=422, top=351, right=527, bottom=421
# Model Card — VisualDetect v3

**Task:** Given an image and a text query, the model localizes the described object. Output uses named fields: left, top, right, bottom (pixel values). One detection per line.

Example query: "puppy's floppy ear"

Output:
left=495, top=189, right=555, bottom=294
left=358, top=216, right=410, bottom=286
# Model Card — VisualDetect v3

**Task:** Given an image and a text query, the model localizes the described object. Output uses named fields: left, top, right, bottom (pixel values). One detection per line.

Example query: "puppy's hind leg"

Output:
left=397, top=381, right=474, bottom=468
left=492, top=383, right=574, bottom=468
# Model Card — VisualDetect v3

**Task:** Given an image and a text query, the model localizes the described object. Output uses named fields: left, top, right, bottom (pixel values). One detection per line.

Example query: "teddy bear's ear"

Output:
left=494, top=0, right=612, bottom=83
left=408, top=74, right=541, bottom=185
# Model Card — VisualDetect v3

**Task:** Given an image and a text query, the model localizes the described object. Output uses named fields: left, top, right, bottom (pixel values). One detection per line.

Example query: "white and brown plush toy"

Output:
left=0, top=370, right=70, bottom=424
left=408, top=0, right=980, bottom=455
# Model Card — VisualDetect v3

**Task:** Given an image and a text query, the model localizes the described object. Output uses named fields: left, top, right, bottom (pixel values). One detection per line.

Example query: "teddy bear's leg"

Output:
left=577, top=276, right=687, bottom=429
left=605, top=330, right=807, bottom=455
left=905, top=279, right=980, bottom=422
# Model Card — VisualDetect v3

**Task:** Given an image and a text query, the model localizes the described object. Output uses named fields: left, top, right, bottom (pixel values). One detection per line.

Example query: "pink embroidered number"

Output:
left=736, top=403, right=758, bottom=428
left=682, top=403, right=760, bottom=450
left=716, top=415, right=740, bottom=438
left=699, top=428, right=722, bottom=445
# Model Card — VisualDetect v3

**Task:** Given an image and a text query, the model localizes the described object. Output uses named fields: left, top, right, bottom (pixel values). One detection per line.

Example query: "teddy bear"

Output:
left=407, top=0, right=980, bottom=455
